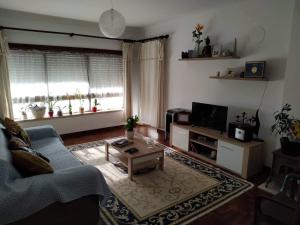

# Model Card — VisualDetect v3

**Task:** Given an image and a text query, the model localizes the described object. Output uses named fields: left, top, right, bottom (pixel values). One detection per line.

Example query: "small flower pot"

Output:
left=79, top=107, right=84, bottom=114
left=126, top=130, right=134, bottom=140
left=21, top=112, right=28, bottom=120
left=92, top=106, right=97, bottom=112
left=48, top=111, right=54, bottom=118
left=57, top=110, right=63, bottom=117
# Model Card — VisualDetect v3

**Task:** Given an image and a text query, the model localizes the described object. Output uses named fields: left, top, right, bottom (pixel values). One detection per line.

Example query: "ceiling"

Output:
left=0, top=0, right=242, bottom=27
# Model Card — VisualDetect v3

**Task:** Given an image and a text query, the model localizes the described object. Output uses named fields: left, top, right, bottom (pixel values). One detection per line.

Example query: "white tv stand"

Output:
left=170, top=123, right=264, bottom=179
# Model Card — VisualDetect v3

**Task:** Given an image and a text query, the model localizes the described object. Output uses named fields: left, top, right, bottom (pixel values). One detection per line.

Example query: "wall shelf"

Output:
left=209, top=76, right=268, bottom=81
left=178, top=56, right=240, bottom=61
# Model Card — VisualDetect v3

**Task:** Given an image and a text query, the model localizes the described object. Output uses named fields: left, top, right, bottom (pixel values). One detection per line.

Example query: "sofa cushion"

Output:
left=31, top=137, right=82, bottom=170
left=4, top=117, right=31, bottom=146
left=8, top=136, right=30, bottom=149
left=11, top=150, right=54, bottom=177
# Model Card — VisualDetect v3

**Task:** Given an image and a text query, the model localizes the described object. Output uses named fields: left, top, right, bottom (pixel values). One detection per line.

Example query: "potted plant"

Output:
left=92, top=99, right=100, bottom=112
left=192, top=23, right=204, bottom=57
left=46, top=98, right=57, bottom=118
left=68, top=99, right=72, bottom=115
left=271, top=104, right=300, bottom=156
left=56, top=106, right=66, bottom=117
left=75, top=90, right=85, bottom=114
left=28, top=104, right=46, bottom=119
left=125, top=115, right=139, bottom=140
left=19, top=105, right=29, bottom=120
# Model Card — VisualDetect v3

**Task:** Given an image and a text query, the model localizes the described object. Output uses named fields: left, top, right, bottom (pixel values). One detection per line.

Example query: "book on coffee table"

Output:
left=111, top=138, right=132, bottom=148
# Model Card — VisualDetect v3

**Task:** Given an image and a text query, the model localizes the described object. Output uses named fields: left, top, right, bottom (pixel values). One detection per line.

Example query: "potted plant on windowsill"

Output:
left=28, top=104, right=46, bottom=119
left=125, top=115, right=139, bottom=140
left=272, top=104, right=300, bottom=156
left=19, top=105, right=29, bottom=120
left=92, top=99, right=100, bottom=112
left=75, top=90, right=85, bottom=114
left=46, top=98, right=57, bottom=118
left=56, top=106, right=66, bottom=117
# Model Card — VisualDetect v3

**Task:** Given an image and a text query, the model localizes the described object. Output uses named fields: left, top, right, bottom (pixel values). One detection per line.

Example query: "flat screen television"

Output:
left=191, top=102, right=228, bottom=132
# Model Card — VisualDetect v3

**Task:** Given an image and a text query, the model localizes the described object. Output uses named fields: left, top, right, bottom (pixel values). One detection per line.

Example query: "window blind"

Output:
left=46, top=52, right=89, bottom=97
left=8, top=50, right=47, bottom=103
left=89, top=54, right=123, bottom=98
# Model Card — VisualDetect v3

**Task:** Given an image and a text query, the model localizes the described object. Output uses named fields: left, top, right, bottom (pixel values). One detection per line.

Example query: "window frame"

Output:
left=8, top=43, right=123, bottom=120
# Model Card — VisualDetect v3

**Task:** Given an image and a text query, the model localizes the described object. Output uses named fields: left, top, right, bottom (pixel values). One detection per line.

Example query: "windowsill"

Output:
left=16, top=109, right=124, bottom=123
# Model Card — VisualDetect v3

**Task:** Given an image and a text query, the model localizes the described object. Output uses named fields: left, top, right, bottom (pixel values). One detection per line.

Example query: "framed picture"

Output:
left=245, top=61, right=266, bottom=78
left=212, top=45, right=221, bottom=57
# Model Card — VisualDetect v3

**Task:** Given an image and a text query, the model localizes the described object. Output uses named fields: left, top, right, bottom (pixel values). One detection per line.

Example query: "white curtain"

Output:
left=122, top=42, right=133, bottom=119
left=139, top=39, right=166, bottom=128
left=0, top=31, right=13, bottom=119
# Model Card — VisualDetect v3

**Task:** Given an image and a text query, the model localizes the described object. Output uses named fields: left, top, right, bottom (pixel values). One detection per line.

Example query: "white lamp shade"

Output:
left=99, top=9, right=126, bottom=38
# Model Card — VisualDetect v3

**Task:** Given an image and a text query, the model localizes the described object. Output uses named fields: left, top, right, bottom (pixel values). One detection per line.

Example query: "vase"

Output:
left=194, top=43, right=201, bottom=57
left=126, top=130, right=134, bottom=140
left=280, top=137, right=300, bottom=156
left=57, top=110, right=63, bottom=117
left=48, top=111, right=54, bottom=118
left=79, top=107, right=84, bottom=114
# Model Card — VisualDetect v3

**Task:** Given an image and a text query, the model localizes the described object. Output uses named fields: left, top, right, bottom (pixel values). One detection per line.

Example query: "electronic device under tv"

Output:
left=191, top=102, right=228, bottom=132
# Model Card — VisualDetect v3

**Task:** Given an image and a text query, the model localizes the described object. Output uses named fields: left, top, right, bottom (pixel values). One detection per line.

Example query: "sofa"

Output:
left=0, top=124, right=110, bottom=225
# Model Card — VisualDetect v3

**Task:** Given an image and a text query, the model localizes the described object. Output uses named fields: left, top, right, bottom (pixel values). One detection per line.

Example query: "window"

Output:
left=8, top=46, right=123, bottom=120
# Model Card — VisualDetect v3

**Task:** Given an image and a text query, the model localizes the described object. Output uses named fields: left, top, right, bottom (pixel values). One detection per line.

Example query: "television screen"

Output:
left=191, top=102, right=228, bottom=132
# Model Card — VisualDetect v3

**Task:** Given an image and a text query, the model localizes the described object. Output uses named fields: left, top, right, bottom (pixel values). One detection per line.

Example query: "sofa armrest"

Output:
left=25, top=125, right=62, bottom=143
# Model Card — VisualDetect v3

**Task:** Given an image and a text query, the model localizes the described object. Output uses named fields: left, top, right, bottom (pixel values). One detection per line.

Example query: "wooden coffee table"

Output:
left=104, top=136, right=164, bottom=181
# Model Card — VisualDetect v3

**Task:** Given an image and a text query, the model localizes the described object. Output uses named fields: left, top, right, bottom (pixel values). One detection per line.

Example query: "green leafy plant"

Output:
left=75, top=89, right=84, bottom=107
left=46, top=97, right=57, bottom=112
left=125, top=115, right=139, bottom=131
left=271, top=104, right=295, bottom=138
left=94, top=99, right=100, bottom=107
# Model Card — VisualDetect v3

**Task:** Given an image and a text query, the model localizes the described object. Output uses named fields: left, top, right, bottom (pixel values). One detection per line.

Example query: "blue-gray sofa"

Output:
left=0, top=124, right=110, bottom=225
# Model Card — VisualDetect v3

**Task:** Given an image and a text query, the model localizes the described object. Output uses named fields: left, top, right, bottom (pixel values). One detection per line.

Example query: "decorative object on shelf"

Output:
left=99, top=0, right=126, bottom=38
left=28, top=104, right=46, bottom=119
left=181, top=51, right=189, bottom=59
left=245, top=61, right=266, bottom=78
left=46, top=97, right=57, bottom=118
left=192, top=24, right=204, bottom=57
left=188, top=50, right=194, bottom=58
left=202, top=36, right=212, bottom=57
left=216, top=71, right=221, bottom=77
left=271, top=104, right=300, bottom=156
left=212, top=45, right=221, bottom=57
left=56, top=106, right=65, bottom=117
left=92, top=99, right=100, bottom=113
left=125, top=115, right=139, bottom=140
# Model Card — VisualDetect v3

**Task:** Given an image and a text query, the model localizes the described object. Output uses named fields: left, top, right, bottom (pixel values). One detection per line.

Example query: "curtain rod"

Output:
left=0, top=25, right=169, bottom=43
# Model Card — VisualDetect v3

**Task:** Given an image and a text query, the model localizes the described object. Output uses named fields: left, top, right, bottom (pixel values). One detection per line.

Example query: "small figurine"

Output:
left=202, top=36, right=212, bottom=57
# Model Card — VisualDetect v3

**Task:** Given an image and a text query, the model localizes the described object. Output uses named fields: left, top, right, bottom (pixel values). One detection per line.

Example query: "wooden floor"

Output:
left=62, top=125, right=270, bottom=225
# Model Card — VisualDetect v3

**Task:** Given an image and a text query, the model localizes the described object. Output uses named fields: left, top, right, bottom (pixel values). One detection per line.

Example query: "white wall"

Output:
left=142, top=0, right=295, bottom=166
left=0, top=8, right=143, bottom=134
left=283, top=0, right=300, bottom=118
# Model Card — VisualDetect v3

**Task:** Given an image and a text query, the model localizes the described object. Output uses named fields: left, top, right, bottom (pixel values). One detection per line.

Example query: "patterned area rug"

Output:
left=68, top=140, right=253, bottom=225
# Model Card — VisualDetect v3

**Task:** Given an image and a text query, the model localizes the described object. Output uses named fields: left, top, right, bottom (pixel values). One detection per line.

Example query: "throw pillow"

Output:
left=4, top=117, right=31, bottom=146
left=11, top=150, right=53, bottom=177
left=8, top=136, right=30, bottom=149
